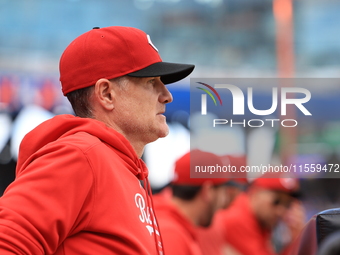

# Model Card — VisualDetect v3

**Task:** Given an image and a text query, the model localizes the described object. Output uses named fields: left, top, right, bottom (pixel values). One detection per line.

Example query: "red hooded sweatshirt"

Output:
left=0, top=114, right=163, bottom=255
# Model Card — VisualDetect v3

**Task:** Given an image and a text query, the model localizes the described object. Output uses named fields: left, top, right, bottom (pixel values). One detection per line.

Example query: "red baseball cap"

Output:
left=59, top=26, right=195, bottom=96
left=171, top=150, right=229, bottom=186
left=251, top=173, right=300, bottom=196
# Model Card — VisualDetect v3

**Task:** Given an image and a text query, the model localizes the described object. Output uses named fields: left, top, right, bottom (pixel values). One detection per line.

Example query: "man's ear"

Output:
left=94, top=78, right=115, bottom=111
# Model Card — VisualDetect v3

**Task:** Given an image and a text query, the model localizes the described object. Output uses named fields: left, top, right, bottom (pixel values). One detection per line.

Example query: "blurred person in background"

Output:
left=0, top=26, right=194, bottom=254
left=195, top=179, right=247, bottom=255
left=196, top=156, right=248, bottom=255
left=153, top=149, right=230, bottom=255
left=220, top=173, right=306, bottom=255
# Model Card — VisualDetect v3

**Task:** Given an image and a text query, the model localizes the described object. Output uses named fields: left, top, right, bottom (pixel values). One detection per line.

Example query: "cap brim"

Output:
left=127, top=62, right=195, bottom=84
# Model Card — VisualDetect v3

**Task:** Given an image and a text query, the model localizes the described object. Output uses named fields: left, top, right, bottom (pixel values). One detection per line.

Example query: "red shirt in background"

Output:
left=153, top=190, right=203, bottom=255
left=219, top=193, right=275, bottom=255
left=196, top=213, right=226, bottom=255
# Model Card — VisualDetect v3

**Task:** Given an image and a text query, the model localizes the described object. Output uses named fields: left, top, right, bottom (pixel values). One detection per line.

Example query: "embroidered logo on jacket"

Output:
left=135, top=193, right=160, bottom=236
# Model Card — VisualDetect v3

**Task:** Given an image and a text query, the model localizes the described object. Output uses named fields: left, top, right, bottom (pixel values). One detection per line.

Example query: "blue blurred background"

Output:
left=1, top=0, right=340, bottom=221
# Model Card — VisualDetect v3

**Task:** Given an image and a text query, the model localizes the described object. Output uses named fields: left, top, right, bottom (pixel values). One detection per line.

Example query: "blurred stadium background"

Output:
left=1, top=0, right=340, bottom=221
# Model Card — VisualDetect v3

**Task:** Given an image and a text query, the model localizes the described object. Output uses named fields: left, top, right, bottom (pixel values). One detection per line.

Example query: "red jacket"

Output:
left=153, top=191, right=203, bottom=255
left=0, top=115, right=163, bottom=255
left=219, top=193, right=275, bottom=255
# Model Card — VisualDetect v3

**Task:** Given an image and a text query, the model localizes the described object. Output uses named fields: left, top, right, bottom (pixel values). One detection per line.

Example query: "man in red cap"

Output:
left=219, top=173, right=306, bottom=255
left=0, top=26, right=194, bottom=254
left=154, top=149, right=229, bottom=255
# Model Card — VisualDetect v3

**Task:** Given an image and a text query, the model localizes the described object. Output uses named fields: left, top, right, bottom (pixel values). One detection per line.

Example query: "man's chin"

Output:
left=158, top=129, right=169, bottom=138
left=157, top=124, right=170, bottom=138
left=145, top=126, right=169, bottom=144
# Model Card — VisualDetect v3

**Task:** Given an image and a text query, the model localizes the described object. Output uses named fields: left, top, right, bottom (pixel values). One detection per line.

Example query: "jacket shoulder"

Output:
left=57, top=131, right=103, bottom=151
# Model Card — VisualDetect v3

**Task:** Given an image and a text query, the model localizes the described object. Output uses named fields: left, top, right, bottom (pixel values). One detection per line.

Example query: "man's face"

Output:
left=112, top=76, right=173, bottom=145
left=224, top=185, right=243, bottom=209
left=201, top=185, right=228, bottom=227
left=251, top=189, right=293, bottom=230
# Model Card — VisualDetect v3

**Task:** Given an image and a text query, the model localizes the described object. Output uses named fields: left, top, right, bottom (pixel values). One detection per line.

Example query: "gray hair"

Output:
left=66, top=76, right=129, bottom=118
